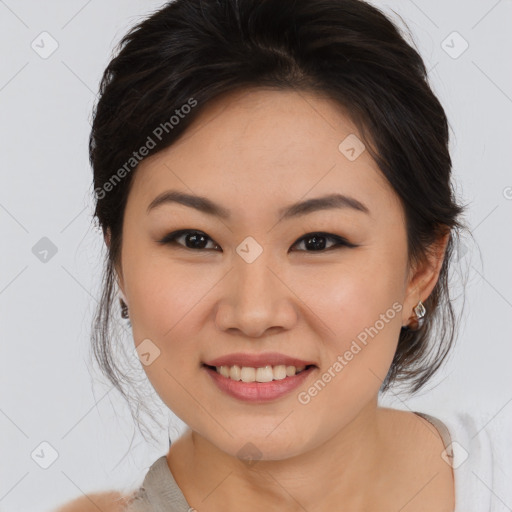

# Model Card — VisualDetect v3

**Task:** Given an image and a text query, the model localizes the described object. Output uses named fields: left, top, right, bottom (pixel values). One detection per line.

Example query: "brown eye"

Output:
left=158, top=230, right=221, bottom=251
left=291, top=232, right=356, bottom=252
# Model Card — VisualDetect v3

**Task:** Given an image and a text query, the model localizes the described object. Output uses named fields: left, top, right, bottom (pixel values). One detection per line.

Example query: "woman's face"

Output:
left=116, top=88, right=421, bottom=460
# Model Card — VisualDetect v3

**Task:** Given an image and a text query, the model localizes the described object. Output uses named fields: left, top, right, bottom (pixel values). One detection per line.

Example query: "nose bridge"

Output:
left=233, top=241, right=279, bottom=305
left=216, top=241, right=296, bottom=336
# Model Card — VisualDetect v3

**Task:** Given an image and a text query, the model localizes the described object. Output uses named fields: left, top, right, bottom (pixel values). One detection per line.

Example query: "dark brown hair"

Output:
left=88, top=0, right=470, bottom=438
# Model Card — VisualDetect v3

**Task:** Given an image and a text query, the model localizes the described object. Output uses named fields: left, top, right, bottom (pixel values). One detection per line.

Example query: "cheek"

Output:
left=124, top=248, right=219, bottom=397
left=124, top=254, right=208, bottom=414
left=303, top=251, right=405, bottom=336
left=124, top=243, right=207, bottom=337
left=303, top=246, right=406, bottom=389
left=294, top=264, right=404, bottom=423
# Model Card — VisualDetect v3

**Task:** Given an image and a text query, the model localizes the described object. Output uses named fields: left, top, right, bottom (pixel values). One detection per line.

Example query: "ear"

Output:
left=104, top=227, right=127, bottom=303
left=402, top=231, right=450, bottom=327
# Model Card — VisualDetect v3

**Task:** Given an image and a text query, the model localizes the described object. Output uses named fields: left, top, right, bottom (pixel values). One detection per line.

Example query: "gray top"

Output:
left=123, top=411, right=452, bottom=511
left=124, top=456, right=192, bottom=512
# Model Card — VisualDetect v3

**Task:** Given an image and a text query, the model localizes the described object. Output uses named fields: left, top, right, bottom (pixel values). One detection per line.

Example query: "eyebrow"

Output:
left=146, top=190, right=370, bottom=220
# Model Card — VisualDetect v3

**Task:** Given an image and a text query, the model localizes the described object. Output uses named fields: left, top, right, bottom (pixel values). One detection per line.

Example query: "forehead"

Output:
left=129, top=88, right=402, bottom=222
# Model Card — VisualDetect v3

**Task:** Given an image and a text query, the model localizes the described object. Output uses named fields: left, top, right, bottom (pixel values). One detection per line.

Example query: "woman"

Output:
left=55, top=0, right=511, bottom=510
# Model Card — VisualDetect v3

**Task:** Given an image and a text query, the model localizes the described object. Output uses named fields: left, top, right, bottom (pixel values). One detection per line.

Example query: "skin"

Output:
left=110, top=88, right=454, bottom=511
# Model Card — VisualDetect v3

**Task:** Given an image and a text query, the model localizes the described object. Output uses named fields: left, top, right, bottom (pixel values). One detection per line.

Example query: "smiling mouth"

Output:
left=202, top=363, right=316, bottom=383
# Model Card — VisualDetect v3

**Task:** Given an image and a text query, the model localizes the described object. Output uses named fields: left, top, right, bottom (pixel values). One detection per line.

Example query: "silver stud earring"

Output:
left=414, top=300, right=426, bottom=319
left=403, top=300, right=426, bottom=330
left=412, top=300, right=426, bottom=329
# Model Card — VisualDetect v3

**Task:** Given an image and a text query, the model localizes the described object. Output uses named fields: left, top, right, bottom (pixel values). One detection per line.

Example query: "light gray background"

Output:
left=1, top=1, right=511, bottom=511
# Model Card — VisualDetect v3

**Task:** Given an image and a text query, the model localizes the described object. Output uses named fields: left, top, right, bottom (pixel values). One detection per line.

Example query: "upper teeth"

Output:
left=215, top=365, right=307, bottom=382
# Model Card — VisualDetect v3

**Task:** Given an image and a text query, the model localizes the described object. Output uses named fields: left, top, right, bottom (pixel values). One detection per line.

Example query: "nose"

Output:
left=214, top=254, right=298, bottom=338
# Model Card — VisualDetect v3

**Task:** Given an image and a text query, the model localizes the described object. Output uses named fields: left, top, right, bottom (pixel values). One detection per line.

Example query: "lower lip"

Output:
left=202, top=365, right=316, bottom=403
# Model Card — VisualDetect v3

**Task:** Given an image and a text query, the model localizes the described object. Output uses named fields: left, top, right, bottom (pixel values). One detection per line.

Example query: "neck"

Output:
left=167, top=397, right=395, bottom=511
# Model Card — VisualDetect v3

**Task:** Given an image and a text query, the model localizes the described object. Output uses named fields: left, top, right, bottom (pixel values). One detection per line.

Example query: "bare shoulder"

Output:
left=379, top=407, right=455, bottom=511
left=52, top=490, right=137, bottom=512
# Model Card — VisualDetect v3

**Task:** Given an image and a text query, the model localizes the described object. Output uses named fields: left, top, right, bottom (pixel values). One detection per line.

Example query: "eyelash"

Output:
left=157, top=229, right=357, bottom=252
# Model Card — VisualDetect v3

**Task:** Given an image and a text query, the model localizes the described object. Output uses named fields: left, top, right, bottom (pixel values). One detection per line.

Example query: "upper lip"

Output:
left=203, top=352, right=317, bottom=368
